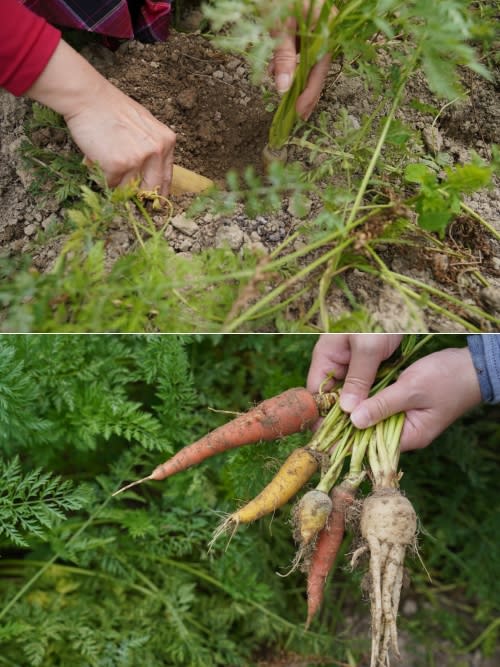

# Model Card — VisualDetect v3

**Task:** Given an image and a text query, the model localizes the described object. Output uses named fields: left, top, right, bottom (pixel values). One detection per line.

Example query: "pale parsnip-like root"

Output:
left=354, top=489, right=417, bottom=667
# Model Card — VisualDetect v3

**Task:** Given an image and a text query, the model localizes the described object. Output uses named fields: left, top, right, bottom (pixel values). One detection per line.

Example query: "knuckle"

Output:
left=273, top=53, right=296, bottom=68
left=354, top=336, right=384, bottom=354
left=370, top=395, right=390, bottom=423
left=344, top=375, right=371, bottom=392
left=109, top=157, right=132, bottom=175
left=167, top=128, right=176, bottom=145
left=400, top=370, right=425, bottom=404
left=148, top=140, right=165, bottom=158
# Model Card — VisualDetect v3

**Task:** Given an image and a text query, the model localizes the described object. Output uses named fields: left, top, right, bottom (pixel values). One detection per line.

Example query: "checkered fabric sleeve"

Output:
left=22, top=0, right=172, bottom=41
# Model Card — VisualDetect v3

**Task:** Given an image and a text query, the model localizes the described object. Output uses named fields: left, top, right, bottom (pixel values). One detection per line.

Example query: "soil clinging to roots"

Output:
left=352, top=489, right=417, bottom=667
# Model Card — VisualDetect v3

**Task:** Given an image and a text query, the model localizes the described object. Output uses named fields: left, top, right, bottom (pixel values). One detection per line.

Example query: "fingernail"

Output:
left=351, top=406, right=371, bottom=430
left=276, top=73, right=291, bottom=94
left=339, top=393, right=360, bottom=413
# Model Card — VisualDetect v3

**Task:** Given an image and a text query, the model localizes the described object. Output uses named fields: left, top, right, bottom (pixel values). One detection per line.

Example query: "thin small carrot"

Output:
left=305, top=481, right=356, bottom=628
left=211, top=448, right=320, bottom=543
left=114, top=388, right=335, bottom=496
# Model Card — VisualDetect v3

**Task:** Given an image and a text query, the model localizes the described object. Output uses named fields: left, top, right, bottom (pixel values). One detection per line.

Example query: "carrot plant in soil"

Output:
left=200, top=0, right=500, bottom=331
left=2, top=334, right=498, bottom=667
left=0, top=1, right=499, bottom=332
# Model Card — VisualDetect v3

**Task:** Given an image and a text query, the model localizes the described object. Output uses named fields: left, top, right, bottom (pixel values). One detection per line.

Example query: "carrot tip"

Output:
left=112, top=475, right=153, bottom=497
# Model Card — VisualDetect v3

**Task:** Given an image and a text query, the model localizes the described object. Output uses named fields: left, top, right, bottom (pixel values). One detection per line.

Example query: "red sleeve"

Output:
left=0, top=0, right=61, bottom=96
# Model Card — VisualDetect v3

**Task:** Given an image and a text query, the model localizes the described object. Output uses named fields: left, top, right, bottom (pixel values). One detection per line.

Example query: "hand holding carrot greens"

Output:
left=307, top=334, right=403, bottom=411
left=308, top=334, right=485, bottom=451
left=349, top=347, right=482, bottom=450
left=270, top=0, right=336, bottom=119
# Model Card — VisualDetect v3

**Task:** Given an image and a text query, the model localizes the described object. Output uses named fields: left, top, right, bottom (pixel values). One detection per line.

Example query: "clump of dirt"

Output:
left=0, top=24, right=499, bottom=331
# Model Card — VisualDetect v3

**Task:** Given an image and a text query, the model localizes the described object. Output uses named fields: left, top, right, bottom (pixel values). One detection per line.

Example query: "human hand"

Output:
left=65, top=82, right=176, bottom=195
left=349, top=347, right=482, bottom=451
left=269, top=1, right=335, bottom=120
left=307, top=334, right=403, bottom=410
left=26, top=40, right=176, bottom=194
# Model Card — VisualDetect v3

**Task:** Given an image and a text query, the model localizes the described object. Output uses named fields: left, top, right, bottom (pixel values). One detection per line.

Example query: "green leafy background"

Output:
left=0, top=334, right=498, bottom=666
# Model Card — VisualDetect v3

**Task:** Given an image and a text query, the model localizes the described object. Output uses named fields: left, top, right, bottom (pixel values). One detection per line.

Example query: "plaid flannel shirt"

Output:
left=22, top=0, right=172, bottom=42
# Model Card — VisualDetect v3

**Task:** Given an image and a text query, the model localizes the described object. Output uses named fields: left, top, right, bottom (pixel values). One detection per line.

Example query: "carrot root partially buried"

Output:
left=113, top=387, right=336, bottom=496
left=305, top=480, right=357, bottom=628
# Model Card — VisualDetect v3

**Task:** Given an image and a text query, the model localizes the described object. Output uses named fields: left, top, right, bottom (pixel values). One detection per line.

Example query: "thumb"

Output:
left=339, top=354, right=382, bottom=413
left=350, top=382, right=411, bottom=430
left=272, top=18, right=298, bottom=95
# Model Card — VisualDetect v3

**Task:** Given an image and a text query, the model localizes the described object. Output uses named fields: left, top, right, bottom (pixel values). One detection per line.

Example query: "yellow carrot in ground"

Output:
left=170, top=164, right=214, bottom=195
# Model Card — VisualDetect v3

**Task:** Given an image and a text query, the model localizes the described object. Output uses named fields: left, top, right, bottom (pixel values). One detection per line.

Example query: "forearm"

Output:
left=25, top=39, right=108, bottom=120
left=467, top=335, right=500, bottom=404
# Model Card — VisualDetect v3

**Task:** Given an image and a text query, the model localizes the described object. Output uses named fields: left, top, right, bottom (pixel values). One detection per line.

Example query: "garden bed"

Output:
left=0, top=24, right=499, bottom=331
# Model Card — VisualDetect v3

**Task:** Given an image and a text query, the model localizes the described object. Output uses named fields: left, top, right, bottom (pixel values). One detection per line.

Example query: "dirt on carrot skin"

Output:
left=352, top=489, right=418, bottom=667
left=0, top=23, right=499, bottom=331
left=293, top=489, right=333, bottom=546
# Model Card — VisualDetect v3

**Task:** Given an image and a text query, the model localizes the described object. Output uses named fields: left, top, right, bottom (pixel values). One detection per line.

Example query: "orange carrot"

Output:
left=113, top=388, right=334, bottom=496
left=152, top=387, right=323, bottom=479
left=113, top=387, right=328, bottom=495
left=305, top=481, right=356, bottom=628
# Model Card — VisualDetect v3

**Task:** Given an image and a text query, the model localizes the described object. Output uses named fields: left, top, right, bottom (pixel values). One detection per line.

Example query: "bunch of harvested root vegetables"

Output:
left=114, top=336, right=428, bottom=667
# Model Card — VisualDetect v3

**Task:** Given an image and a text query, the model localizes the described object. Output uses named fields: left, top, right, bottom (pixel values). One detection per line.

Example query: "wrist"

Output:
left=25, top=39, right=108, bottom=120
left=456, top=346, right=483, bottom=411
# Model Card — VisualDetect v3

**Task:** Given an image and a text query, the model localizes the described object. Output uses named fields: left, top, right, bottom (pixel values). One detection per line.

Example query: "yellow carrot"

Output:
left=170, top=164, right=214, bottom=195
left=211, top=448, right=319, bottom=547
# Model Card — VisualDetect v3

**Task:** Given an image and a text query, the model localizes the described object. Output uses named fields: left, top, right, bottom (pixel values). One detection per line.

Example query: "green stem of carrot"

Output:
left=371, top=334, right=434, bottom=393
left=316, top=427, right=354, bottom=493
left=344, top=71, right=411, bottom=228
left=367, top=413, right=405, bottom=488
left=387, top=412, right=405, bottom=470
left=308, top=401, right=350, bottom=453
left=343, top=426, right=373, bottom=488
left=268, top=0, right=338, bottom=149
left=459, top=201, right=500, bottom=242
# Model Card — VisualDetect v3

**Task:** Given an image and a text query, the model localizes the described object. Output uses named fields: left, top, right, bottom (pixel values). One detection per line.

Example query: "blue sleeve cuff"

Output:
left=467, top=335, right=500, bottom=404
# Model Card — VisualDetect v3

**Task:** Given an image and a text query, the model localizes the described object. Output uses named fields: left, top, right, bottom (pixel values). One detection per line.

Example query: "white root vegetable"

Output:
left=353, top=488, right=417, bottom=667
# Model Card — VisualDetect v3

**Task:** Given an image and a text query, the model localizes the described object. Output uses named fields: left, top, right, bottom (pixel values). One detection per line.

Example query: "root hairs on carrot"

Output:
left=279, top=489, right=334, bottom=578
left=210, top=447, right=320, bottom=546
left=353, top=488, right=417, bottom=667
